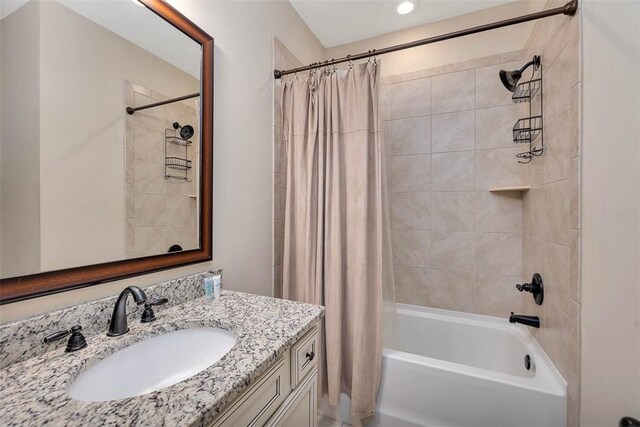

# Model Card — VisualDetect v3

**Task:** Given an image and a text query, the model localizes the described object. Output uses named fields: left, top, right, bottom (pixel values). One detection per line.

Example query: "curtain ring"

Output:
left=367, top=50, right=377, bottom=66
left=347, top=55, right=353, bottom=72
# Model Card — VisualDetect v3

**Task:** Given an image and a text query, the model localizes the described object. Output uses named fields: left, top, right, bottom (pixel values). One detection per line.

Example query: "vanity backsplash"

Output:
left=0, top=270, right=221, bottom=370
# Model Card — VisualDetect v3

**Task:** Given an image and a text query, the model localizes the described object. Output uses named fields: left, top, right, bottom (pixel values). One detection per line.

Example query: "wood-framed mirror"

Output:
left=0, top=0, right=213, bottom=304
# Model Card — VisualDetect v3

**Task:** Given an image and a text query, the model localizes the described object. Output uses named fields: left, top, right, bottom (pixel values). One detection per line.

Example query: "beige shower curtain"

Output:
left=281, top=62, right=393, bottom=419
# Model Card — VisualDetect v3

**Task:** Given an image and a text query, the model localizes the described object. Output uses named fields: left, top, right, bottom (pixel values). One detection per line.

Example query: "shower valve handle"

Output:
left=515, top=273, right=544, bottom=306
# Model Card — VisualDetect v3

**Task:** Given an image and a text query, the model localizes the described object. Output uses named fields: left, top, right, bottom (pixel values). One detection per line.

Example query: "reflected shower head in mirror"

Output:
left=499, top=55, right=541, bottom=92
left=173, top=122, right=194, bottom=139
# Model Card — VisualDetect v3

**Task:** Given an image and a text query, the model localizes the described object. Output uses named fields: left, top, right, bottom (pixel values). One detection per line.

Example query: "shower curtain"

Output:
left=281, top=62, right=394, bottom=419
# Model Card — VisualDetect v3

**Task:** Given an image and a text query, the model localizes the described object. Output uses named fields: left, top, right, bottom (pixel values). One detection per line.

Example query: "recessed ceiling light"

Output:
left=396, top=1, right=416, bottom=15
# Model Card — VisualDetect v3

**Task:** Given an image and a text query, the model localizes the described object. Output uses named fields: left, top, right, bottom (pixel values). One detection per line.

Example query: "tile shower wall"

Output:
left=124, top=82, right=199, bottom=258
left=272, top=39, right=303, bottom=298
left=519, top=2, right=581, bottom=425
left=381, top=52, right=529, bottom=317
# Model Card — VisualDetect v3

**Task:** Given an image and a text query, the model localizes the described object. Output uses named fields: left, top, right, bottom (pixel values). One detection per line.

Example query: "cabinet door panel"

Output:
left=268, top=369, right=317, bottom=427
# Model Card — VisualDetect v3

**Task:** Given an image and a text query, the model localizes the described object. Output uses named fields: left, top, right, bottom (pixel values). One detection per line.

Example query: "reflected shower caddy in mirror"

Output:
left=512, top=55, right=543, bottom=163
left=165, top=123, right=193, bottom=182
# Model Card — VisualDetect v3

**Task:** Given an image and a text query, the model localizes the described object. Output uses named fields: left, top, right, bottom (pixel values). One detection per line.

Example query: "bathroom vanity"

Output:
left=0, top=273, right=324, bottom=427
left=210, top=325, right=319, bottom=427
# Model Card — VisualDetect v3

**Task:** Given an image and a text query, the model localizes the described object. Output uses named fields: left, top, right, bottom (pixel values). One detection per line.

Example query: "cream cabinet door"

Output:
left=267, top=369, right=317, bottom=427
left=210, top=356, right=290, bottom=427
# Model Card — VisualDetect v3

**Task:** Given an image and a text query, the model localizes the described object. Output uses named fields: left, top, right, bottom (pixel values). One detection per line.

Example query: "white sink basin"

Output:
left=68, top=327, right=236, bottom=402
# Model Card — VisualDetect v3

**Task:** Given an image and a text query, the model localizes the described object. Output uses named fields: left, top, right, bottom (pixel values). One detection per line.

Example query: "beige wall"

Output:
left=0, top=1, right=41, bottom=278
left=580, top=0, right=640, bottom=425
left=0, top=0, right=324, bottom=322
left=0, top=1, right=41, bottom=277
left=326, top=1, right=541, bottom=77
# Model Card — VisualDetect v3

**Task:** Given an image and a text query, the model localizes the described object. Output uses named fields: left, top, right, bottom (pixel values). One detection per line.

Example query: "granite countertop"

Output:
left=0, top=291, right=324, bottom=426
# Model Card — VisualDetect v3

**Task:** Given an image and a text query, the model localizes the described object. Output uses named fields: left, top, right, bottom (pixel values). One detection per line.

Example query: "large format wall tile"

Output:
left=391, top=117, right=431, bottom=155
left=392, top=229, right=431, bottom=268
left=426, top=269, right=475, bottom=312
left=431, top=70, right=475, bottom=114
left=544, top=240, right=570, bottom=315
left=390, top=155, right=431, bottom=192
left=431, top=110, right=475, bottom=153
left=475, top=104, right=526, bottom=149
left=430, top=192, right=475, bottom=231
left=134, top=127, right=164, bottom=163
left=545, top=179, right=571, bottom=246
left=475, top=192, right=522, bottom=234
left=543, top=43, right=573, bottom=126
left=394, top=266, right=430, bottom=306
left=135, top=161, right=165, bottom=195
left=430, top=231, right=474, bottom=272
left=380, top=84, right=393, bottom=121
left=431, top=151, right=474, bottom=191
left=392, top=78, right=431, bottom=119
left=165, top=195, right=194, bottom=226
left=544, top=111, right=572, bottom=182
left=135, top=194, right=165, bottom=227
left=391, top=192, right=431, bottom=230
left=475, top=232, right=522, bottom=277
left=135, top=226, right=166, bottom=257
left=475, top=147, right=523, bottom=190
left=474, top=273, right=523, bottom=317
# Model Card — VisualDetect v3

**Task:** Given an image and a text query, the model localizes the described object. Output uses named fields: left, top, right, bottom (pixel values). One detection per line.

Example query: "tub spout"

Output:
left=509, top=312, right=540, bottom=328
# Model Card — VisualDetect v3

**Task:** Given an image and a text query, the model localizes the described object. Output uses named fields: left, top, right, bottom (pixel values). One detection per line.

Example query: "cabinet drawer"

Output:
left=291, top=327, right=318, bottom=389
left=211, top=356, right=288, bottom=427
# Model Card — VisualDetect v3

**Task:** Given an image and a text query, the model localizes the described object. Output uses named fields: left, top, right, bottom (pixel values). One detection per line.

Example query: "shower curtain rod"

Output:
left=126, top=92, right=200, bottom=115
left=273, top=0, right=578, bottom=79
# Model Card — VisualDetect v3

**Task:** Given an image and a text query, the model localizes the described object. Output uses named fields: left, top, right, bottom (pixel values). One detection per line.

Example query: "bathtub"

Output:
left=322, top=304, right=567, bottom=427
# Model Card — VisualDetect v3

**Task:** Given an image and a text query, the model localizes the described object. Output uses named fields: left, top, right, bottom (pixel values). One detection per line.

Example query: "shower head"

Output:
left=499, top=55, right=541, bottom=92
left=173, top=122, right=194, bottom=140
left=499, top=69, right=522, bottom=92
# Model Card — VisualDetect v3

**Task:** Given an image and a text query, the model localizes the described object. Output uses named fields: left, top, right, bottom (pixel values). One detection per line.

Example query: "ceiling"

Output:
left=289, top=0, right=522, bottom=48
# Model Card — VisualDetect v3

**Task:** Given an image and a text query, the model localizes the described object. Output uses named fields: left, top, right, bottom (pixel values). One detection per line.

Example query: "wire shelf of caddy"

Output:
left=164, top=128, right=192, bottom=181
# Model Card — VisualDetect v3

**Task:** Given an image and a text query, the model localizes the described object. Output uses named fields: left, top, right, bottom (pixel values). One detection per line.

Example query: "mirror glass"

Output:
left=0, top=0, right=202, bottom=279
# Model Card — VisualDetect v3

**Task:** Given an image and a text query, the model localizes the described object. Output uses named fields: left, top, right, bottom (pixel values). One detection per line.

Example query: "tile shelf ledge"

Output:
left=489, top=186, right=531, bottom=193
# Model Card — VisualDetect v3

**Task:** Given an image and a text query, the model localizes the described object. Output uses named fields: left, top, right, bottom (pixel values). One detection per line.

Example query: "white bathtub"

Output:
left=322, top=304, right=567, bottom=427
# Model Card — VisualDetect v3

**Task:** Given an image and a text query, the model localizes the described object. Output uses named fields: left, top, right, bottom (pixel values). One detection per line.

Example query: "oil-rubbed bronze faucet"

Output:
left=107, top=286, right=148, bottom=337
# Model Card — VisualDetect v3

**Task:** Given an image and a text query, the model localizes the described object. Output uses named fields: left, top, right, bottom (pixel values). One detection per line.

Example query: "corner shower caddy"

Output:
left=164, top=128, right=192, bottom=181
left=512, top=55, right=543, bottom=164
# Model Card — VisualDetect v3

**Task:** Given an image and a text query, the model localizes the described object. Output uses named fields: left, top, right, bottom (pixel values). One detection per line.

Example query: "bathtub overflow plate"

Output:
left=524, top=354, right=536, bottom=372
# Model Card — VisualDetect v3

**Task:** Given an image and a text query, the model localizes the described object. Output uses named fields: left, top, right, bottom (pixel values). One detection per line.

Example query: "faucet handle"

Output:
left=43, top=325, right=87, bottom=352
left=141, top=298, right=168, bottom=323
left=43, top=329, right=71, bottom=344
